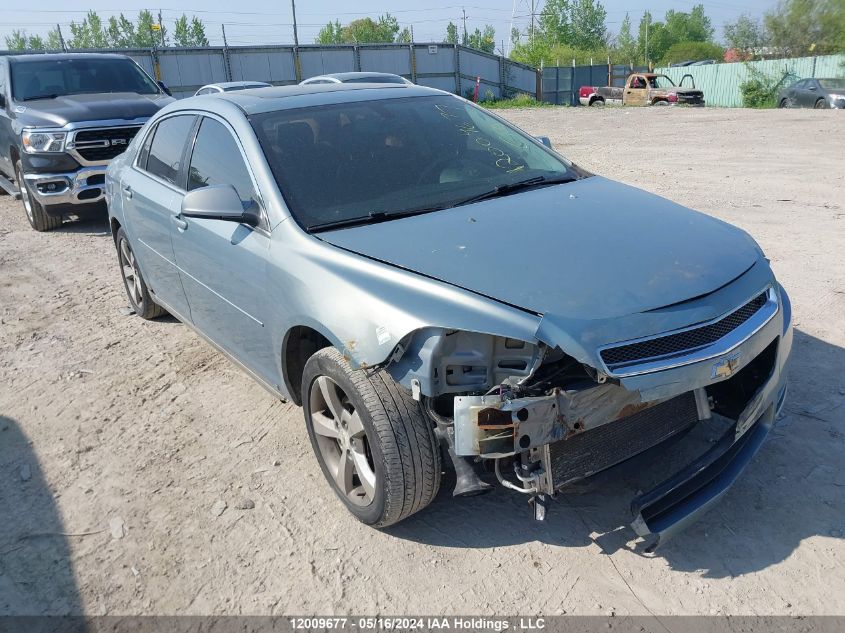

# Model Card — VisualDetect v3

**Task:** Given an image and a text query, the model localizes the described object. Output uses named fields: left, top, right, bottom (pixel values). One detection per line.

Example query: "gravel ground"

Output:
left=1, top=107, right=844, bottom=617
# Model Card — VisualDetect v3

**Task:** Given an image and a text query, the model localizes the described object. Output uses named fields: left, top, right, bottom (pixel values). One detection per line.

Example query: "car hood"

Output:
left=13, top=92, right=174, bottom=128
left=318, top=177, right=761, bottom=321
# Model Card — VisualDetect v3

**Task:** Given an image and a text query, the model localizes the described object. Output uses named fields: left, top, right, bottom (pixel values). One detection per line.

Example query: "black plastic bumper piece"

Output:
left=631, top=412, right=772, bottom=551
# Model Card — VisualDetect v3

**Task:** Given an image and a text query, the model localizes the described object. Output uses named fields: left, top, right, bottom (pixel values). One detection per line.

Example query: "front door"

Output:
left=170, top=116, right=278, bottom=386
left=625, top=75, right=648, bottom=106
left=122, top=114, right=196, bottom=319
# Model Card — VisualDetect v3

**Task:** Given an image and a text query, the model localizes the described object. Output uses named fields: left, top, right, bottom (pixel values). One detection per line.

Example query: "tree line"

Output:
left=509, top=0, right=845, bottom=68
left=5, top=10, right=209, bottom=51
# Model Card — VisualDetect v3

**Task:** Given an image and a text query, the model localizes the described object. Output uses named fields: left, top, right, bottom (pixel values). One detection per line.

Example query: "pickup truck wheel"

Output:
left=590, top=98, right=604, bottom=107
left=654, top=99, right=669, bottom=106
left=302, top=348, right=441, bottom=527
left=16, top=161, right=62, bottom=232
left=115, top=227, right=166, bottom=319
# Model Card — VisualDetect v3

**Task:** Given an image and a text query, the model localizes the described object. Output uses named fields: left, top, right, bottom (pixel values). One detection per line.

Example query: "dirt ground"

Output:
left=1, top=107, right=844, bottom=617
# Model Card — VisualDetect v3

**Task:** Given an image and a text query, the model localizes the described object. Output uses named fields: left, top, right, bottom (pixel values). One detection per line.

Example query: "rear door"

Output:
left=170, top=115, right=276, bottom=384
left=121, top=114, right=196, bottom=319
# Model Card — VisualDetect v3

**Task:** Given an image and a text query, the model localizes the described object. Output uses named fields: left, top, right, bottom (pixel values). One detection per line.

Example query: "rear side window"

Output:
left=187, top=117, right=256, bottom=207
left=145, top=115, right=196, bottom=187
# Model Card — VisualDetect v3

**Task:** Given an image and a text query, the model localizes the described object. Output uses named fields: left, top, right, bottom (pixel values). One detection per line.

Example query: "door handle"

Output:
left=172, top=215, right=188, bottom=231
left=122, top=185, right=133, bottom=199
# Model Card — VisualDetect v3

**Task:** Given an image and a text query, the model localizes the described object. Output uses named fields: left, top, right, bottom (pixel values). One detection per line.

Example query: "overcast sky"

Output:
left=2, top=0, right=775, bottom=53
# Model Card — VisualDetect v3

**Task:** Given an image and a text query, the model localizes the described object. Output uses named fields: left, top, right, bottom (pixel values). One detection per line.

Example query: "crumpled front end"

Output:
left=429, top=267, right=792, bottom=547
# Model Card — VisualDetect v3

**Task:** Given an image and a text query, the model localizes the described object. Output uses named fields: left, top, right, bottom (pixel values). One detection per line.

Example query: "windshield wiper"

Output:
left=21, top=93, right=60, bottom=102
left=307, top=205, right=449, bottom=233
left=453, top=174, right=578, bottom=207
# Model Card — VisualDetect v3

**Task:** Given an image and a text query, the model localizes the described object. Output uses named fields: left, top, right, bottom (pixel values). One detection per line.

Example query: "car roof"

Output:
left=6, top=52, right=131, bottom=63
left=187, top=82, right=445, bottom=115
left=200, top=81, right=271, bottom=91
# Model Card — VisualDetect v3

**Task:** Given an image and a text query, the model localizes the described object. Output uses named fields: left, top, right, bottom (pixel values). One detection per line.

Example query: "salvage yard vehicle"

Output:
left=0, top=53, right=173, bottom=231
left=778, top=78, right=845, bottom=109
left=194, top=81, right=271, bottom=96
left=105, top=83, right=791, bottom=547
left=579, top=73, right=705, bottom=107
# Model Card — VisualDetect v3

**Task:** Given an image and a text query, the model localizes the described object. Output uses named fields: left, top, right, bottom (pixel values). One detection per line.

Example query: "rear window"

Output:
left=10, top=57, right=159, bottom=101
left=819, top=78, right=845, bottom=91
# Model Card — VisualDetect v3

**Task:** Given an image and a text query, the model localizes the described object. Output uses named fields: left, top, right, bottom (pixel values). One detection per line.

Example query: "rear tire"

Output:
left=590, top=98, right=605, bottom=107
left=302, top=348, right=441, bottom=527
left=16, top=161, right=61, bottom=232
left=115, top=227, right=166, bottom=320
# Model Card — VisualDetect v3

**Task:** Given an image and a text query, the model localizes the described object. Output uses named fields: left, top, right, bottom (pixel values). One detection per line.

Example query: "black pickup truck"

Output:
left=0, top=53, right=173, bottom=231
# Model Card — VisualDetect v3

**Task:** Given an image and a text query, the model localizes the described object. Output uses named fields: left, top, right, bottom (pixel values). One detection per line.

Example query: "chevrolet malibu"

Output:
left=105, top=83, right=792, bottom=547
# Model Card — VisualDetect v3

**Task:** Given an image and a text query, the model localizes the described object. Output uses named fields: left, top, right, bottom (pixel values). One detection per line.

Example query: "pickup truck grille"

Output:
left=71, top=126, right=143, bottom=162
left=600, top=292, right=769, bottom=371
left=548, top=392, right=699, bottom=487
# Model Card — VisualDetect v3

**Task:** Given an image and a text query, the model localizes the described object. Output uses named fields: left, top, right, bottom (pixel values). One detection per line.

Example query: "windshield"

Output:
left=251, top=95, right=577, bottom=230
left=11, top=57, right=160, bottom=101
left=819, top=78, right=845, bottom=91
left=648, top=75, right=676, bottom=89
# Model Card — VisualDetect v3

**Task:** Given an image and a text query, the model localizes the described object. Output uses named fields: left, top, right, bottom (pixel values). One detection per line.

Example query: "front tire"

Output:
left=302, top=348, right=441, bottom=527
left=16, top=161, right=61, bottom=232
left=115, top=227, right=166, bottom=319
left=814, top=98, right=827, bottom=109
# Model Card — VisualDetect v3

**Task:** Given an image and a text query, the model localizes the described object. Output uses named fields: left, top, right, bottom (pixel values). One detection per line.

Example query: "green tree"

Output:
left=614, top=13, right=639, bottom=63
left=315, top=13, right=404, bottom=44
left=5, top=30, right=29, bottom=51
left=134, top=10, right=160, bottom=48
left=570, top=0, right=607, bottom=49
left=723, top=14, right=766, bottom=55
left=539, top=0, right=574, bottom=45
left=106, top=14, right=137, bottom=48
left=445, top=22, right=459, bottom=44
left=173, top=14, right=208, bottom=47
left=316, top=20, right=344, bottom=44
left=764, top=0, right=844, bottom=55
left=660, top=40, right=724, bottom=65
left=637, top=5, right=716, bottom=64
left=466, top=25, right=496, bottom=53
left=46, top=29, right=64, bottom=50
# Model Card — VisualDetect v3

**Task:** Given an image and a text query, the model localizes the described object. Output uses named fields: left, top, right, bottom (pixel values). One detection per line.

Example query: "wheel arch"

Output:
left=110, top=217, right=122, bottom=243
left=282, top=324, right=333, bottom=405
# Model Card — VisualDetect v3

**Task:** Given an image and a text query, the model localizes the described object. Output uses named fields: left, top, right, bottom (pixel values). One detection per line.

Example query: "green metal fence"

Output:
left=655, top=54, right=845, bottom=107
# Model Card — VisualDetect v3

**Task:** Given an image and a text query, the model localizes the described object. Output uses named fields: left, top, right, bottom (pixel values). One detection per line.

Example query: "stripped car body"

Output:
left=105, top=83, right=790, bottom=545
left=580, top=73, right=705, bottom=107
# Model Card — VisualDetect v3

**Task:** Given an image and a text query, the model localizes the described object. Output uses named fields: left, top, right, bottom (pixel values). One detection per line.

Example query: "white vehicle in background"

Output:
left=194, top=81, right=271, bottom=96
left=300, top=72, right=413, bottom=86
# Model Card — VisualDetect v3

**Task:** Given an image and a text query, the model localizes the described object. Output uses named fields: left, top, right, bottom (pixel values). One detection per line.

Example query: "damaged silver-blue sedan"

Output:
left=105, top=83, right=792, bottom=547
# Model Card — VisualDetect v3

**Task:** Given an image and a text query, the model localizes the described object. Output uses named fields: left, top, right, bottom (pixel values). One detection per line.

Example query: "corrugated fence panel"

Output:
left=0, top=43, right=538, bottom=99
left=299, top=47, right=357, bottom=78
left=359, top=46, right=412, bottom=76
left=656, top=54, right=845, bottom=107
left=229, top=48, right=296, bottom=85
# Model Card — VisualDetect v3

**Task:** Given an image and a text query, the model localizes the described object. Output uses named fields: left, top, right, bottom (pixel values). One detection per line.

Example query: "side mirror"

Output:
left=157, top=81, right=172, bottom=96
left=536, top=136, right=553, bottom=149
left=181, top=184, right=260, bottom=226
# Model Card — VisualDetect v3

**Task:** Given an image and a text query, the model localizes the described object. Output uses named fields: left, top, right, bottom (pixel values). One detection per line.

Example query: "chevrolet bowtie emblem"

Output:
left=712, top=353, right=741, bottom=379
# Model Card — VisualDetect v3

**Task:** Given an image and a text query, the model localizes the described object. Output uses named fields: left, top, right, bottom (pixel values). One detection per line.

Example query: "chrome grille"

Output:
left=71, top=126, right=142, bottom=163
left=600, top=292, right=769, bottom=371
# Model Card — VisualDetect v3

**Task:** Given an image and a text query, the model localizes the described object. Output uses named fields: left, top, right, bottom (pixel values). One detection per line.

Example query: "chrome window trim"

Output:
left=596, top=286, right=779, bottom=378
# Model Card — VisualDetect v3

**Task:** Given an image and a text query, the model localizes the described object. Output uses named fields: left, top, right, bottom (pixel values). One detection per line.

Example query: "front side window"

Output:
left=10, top=58, right=160, bottom=102
left=145, top=115, right=196, bottom=187
left=251, top=94, right=578, bottom=231
left=187, top=117, right=257, bottom=207
left=649, top=76, right=676, bottom=89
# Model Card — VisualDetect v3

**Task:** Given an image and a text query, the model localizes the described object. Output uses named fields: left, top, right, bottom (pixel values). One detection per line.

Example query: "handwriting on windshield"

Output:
left=435, top=104, right=525, bottom=173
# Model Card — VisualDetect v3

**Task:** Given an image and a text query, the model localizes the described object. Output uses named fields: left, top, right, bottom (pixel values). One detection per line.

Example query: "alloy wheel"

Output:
left=309, top=375, right=377, bottom=506
left=119, top=238, right=143, bottom=308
